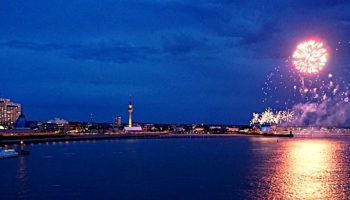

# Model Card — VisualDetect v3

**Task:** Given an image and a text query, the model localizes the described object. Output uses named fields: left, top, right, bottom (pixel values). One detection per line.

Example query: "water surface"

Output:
left=1, top=136, right=350, bottom=199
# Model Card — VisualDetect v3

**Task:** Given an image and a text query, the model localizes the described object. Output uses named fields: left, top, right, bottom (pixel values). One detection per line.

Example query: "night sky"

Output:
left=1, top=0, right=350, bottom=124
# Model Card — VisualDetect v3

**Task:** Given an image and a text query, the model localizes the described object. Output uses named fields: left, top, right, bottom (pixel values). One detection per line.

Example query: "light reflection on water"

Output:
left=17, top=156, right=29, bottom=198
left=250, top=138, right=350, bottom=199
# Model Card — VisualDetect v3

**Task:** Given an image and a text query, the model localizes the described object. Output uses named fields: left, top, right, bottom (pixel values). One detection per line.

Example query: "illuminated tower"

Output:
left=128, top=97, right=133, bottom=127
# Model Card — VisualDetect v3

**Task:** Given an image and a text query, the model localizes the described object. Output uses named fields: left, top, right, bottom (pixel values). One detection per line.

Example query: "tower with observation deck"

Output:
left=124, top=96, right=142, bottom=132
left=128, top=97, right=133, bottom=127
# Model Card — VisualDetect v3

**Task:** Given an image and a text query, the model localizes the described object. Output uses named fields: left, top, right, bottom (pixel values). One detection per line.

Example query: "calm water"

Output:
left=1, top=136, right=350, bottom=199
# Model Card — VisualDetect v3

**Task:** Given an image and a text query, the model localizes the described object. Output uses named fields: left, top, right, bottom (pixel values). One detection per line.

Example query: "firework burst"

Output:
left=250, top=108, right=294, bottom=126
left=257, top=38, right=350, bottom=127
left=292, top=40, right=328, bottom=74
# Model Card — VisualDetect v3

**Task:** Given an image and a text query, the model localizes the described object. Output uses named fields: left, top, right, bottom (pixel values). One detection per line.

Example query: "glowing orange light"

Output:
left=292, top=40, right=328, bottom=74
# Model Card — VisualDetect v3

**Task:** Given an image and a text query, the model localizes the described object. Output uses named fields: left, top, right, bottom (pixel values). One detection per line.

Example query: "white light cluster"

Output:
left=250, top=108, right=294, bottom=126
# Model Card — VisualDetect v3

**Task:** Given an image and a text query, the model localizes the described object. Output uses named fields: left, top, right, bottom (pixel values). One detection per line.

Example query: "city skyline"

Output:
left=2, top=2, right=350, bottom=200
left=1, top=1, right=350, bottom=124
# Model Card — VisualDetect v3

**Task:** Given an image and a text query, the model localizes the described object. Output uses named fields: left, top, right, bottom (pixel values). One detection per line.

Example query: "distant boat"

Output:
left=0, top=147, right=18, bottom=159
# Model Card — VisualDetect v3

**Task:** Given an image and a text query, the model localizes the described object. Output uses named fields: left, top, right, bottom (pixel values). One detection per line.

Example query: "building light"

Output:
left=0, top=98, right=21, bottom=127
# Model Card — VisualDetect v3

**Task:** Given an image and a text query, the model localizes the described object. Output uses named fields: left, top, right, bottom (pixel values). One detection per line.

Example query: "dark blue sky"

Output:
left=1, top=0, right=350, bottom=124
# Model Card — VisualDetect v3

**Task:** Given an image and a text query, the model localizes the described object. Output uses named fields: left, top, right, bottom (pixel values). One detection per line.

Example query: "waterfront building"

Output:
left=114, top=116, right=122, bottom=126
left=9, top=112, right=35, bottom=133
left=66, top=122, right=83, bottom=133
left=192, top=124, right=207, bottom=133
left=193, top=126, right=205, bottom=133
left=226, top=127, right=239, bottom=132
left=173, top=126, right=186, bottom=133
left=0, top=98, right=21, bottom=127
left=40, top=118, right=68, bottom=133
left=124, top=126, right=142, bottom=132
left=14, top=113, right=28, bottom=128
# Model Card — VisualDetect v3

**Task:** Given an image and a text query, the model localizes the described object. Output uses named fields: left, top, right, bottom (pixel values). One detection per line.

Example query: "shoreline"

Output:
left=2, top=131, right=349, bottom=145
left=0, top=132, right=291, bottom=145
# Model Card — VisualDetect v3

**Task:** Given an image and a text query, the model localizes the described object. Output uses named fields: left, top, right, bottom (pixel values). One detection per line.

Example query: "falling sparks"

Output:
left=292, top=40, right=328, bottom=74
left=262, top=39, right=350, bottom=106
left=257, top=38, right=350, bottom=127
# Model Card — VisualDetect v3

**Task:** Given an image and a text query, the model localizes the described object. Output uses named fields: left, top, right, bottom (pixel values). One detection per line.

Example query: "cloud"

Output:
left=0, top=40, right=158, bottom=64
left=2, top=0, right=350, bottom=123
left=0, top=35, right=213, bottom=63
left=69, top=43, right=158, bottom=63
left=162, top=2, right=281, bottom=44
left=162, top=34, right=207, bottom=55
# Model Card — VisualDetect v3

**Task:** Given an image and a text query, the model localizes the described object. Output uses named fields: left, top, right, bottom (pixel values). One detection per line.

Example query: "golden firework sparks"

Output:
left=292, top=40, right=328, bottom=74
